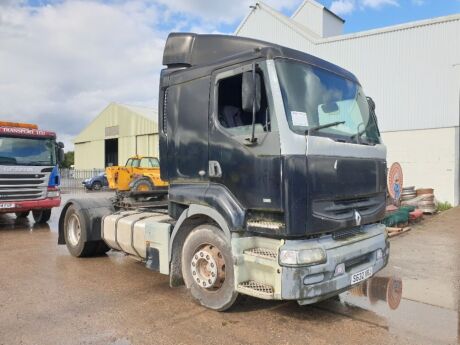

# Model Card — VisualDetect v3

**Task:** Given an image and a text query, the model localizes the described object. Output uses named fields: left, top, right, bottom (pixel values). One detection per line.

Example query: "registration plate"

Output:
left=0, top=203, right=16, bottom=209
left=351, top=267, right=373, bottom=285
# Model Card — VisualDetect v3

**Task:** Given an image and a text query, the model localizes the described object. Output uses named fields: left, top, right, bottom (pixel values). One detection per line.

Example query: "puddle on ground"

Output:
left=320, top=275, right=460, bottom=344
left=0, top=214, right=52, bottom=231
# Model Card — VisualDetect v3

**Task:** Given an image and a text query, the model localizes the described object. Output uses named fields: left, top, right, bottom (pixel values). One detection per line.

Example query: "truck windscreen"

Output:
left=275, top=59, right=380, bottom=144
left=0, top=136, right=56, bottom=166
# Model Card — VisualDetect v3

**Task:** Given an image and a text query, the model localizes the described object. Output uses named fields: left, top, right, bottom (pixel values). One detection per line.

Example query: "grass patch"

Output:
left=436, top=201, right=452, bottom=212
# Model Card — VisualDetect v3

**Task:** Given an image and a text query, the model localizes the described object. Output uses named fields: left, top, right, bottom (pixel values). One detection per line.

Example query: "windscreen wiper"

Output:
left=24, top=161, right=52, bottom=166
left=305, top=121, right=345, bottom=135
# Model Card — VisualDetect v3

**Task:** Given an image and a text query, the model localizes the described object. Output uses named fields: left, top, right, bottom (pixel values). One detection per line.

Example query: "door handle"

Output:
left=208, top=161, right=222, bottom=178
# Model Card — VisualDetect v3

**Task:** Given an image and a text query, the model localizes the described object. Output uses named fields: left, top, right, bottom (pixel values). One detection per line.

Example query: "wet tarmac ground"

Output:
left=0, top=193, right=459, bottom=345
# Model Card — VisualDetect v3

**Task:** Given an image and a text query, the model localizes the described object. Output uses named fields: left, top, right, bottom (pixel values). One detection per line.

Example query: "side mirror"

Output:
left=58, top=148, right=65, bottom=164
left=242, top=71, right=261, bottom=113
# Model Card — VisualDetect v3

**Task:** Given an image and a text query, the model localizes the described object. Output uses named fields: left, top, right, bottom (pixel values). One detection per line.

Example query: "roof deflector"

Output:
left=162, top=32, right=273, bottom=68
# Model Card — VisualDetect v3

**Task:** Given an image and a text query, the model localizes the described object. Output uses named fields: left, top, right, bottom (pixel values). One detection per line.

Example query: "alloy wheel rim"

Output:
left=67, top=214, right=81, bottom=247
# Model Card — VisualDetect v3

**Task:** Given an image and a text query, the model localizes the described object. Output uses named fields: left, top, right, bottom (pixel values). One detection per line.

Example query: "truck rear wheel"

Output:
left=64, top=205, right=99, bottom=257
left=32, top=209, right=51, bottom=223
left=182, top=224, right=238, bottom=311
left=15, top=211, right=30, bottom=218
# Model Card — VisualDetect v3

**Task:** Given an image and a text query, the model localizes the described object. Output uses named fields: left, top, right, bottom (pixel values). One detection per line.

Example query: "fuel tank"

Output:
left=102, top=211, right=170, bottom=259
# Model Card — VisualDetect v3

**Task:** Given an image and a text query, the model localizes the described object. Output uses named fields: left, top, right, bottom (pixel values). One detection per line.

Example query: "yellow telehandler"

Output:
left=106, top=156, right=168, bottom=192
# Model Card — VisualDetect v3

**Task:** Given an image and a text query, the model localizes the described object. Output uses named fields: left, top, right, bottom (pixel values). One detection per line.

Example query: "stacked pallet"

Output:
left=386, top=226, right=411, bottom=238
left=401, top=190, right=436, bottom=214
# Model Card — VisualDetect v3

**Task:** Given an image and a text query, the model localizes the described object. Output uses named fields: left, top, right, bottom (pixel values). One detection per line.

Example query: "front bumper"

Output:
left=233, top=223, right=389, bottom=304
left=280, top=226, right=389, bottom=304
left=0, top=197, right=61, bottom=213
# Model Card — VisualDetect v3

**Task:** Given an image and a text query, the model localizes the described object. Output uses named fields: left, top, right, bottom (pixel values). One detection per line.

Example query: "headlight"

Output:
left=47, top=187, right=60, bottom=198
left=279, top=248, right=327, bottom=266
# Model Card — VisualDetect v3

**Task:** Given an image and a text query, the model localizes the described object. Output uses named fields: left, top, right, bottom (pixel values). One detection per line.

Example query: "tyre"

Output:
left=15, top=211, right=30, bottom=218
left=131, top=178, right=154, bottom=192
left=182, top=224, right=238, bottom=311
left=94, top=241, right=110, bottom=255
left=63, top=205, right=98, bottom=257
left=32, top=209, right=51, bottom=223
left=92, top=181, right=102, bottom=191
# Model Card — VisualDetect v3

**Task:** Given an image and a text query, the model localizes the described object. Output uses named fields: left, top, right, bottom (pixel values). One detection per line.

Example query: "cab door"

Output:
left=208, top=62, right=282, bottom=212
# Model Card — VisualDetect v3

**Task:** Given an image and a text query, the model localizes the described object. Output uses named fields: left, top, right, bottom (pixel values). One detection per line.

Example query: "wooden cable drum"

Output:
left=349, top=280, right=368, bottom=297
left=416, top=188, right=434, bottom=196
left=388, top=163, right=403, bottom=201
left=367, top=276, right=403, bottom=310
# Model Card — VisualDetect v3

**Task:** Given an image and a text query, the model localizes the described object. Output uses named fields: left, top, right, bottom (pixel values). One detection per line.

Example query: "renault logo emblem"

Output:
left=354, top=210, right=362, bottom=226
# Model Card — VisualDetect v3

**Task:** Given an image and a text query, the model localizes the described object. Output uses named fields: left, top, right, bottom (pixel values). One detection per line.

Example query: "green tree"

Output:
left=62, top=151, right=74, bottom=169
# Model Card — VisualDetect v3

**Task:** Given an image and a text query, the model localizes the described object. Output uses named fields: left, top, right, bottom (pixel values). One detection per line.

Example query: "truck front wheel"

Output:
left=181, top=224, right=238, bottom=311
left=15, top=211, right=30, bottom=218
left=32, top=209, right=51, bottom=223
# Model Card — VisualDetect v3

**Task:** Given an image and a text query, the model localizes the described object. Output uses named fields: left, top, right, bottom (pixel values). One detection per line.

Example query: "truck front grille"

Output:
left=312, top=193, right=385, bottom=221
left=332, top=227, right=365, bottom=240
left=345, top=253, right=372, bottom=271
left=0, top=174, right=47, bottom=201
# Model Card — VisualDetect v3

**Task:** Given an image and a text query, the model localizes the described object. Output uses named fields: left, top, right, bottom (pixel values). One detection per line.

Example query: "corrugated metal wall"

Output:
left=136, top=134, right=159, bottom=157
left=237, top=11, right=460, bottom=132
left=74, top=103, right=159, bottom=169
left=74, top=140, right=104, bottom=170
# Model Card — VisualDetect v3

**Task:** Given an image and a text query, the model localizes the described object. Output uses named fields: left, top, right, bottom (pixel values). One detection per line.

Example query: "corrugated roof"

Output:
left=236, top=1, right=460, bottom=45
left=292, top=0, right=345, bottom=23
left=73, top=102, right=158, bottom=144
left=235, top=2, right=321, bottom=40
left=117, top=103, right=157, bottom=120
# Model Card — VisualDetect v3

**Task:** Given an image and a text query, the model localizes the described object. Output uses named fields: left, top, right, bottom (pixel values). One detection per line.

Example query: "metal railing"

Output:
left=59, top=168, right=105, bottom=193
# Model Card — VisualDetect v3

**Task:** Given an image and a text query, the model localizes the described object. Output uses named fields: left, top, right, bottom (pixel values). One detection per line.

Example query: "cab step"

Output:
left=243, top=247, right=277, bottom=261
left=237, top=280, right=274, bottom=299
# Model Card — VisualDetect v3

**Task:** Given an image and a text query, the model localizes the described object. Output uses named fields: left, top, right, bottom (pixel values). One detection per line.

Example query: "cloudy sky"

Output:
left=0, top=0, right=459, bottom=148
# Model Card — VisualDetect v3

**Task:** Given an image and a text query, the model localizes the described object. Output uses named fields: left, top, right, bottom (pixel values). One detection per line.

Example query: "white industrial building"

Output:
left=74, top=103, right=159, bottom=170
left=236, top=1, right=460, bottom=205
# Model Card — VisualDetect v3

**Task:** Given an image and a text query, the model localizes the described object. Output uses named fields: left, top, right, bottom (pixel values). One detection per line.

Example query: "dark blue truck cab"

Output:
left=59, top=33, right=389, bottom=311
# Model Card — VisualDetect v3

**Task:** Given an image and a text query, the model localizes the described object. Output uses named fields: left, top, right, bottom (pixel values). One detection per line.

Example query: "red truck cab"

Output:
left=0, top=121, right=64, bottom=223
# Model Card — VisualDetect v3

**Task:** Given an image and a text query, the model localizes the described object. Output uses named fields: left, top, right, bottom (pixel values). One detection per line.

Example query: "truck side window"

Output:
left=126, top=158, right=133, bottom=167
left=217, top=71, right=270, bottom=135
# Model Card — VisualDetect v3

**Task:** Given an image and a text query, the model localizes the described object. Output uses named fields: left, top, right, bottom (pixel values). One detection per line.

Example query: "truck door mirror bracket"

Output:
left=242, top=65, right=261, bottom=144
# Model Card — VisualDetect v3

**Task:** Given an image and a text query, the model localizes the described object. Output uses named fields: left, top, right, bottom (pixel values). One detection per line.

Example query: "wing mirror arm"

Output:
left=241, top=63, right=261, bottom=146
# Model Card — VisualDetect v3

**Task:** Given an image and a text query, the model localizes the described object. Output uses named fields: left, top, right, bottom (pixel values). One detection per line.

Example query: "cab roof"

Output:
left=162, top=33, right=358, bottom=84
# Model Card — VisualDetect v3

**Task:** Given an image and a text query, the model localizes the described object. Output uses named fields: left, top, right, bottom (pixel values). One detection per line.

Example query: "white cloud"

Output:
left=329, top=0, right=399, bottom=15
left=330, top=0, right=356, bottom=15
left=361, top=0, right=399, bottom=9
left=0, top=0, right=304, bottom=149
left=0, top=1, right=165, bottom=148
left=154, top=0, right=303, bottom=25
